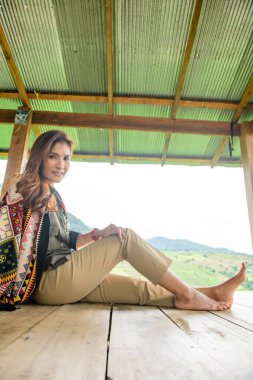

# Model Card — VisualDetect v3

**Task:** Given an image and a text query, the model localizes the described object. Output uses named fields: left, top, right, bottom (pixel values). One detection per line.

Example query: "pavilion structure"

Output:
left=0, top=0, right=252, bottom=248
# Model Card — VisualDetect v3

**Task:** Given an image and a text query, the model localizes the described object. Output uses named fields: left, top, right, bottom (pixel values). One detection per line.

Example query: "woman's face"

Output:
left=41, top=141, right=71, bottom=186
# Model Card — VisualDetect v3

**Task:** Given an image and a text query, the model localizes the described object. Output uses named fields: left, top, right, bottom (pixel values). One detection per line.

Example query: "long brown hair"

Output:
left=17, top=130, right=73, bottom=211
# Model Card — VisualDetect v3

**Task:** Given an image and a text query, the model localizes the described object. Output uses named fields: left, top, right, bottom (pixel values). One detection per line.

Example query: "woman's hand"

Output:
left=97, top=224, right=126, bottom=243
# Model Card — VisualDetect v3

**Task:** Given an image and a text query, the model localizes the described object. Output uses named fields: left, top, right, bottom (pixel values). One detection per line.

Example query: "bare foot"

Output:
left=197, top=262, right=246, bottom=307
left=175, top=288, right=231, bottom=311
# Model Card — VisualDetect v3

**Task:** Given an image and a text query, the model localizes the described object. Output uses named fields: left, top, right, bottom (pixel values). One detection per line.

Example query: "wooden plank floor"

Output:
left=0, top=291, right=252, bottom=380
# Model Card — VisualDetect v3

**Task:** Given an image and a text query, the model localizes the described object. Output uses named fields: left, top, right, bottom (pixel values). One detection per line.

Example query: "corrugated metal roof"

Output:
left=0, top=49, right=15, bottom=89
left=0, top=0, right=252, bottom=168
left=0, top=0, right=68, bottom=91
left=0, top=124, right=13, bottom=150
left=116, top=130, right=164, bottom=156
left=0, top=98, right=22, bottom=109
left=176, top=107, right=235, bottom=122
left=182, top=0, right=253, bottom=101
left=53, top=0, right=107, bottom=93
left=114, top=104, right=171, bottom=118
left=114, top=0, right=194, bottom=97
left=239, top=110, right=253, bottom=123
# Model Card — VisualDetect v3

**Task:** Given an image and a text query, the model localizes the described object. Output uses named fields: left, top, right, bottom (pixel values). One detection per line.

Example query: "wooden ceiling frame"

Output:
left=0, top=22, right=42, bottom=137
left=0, top=109, right=241, bottom=136
left=0, top=148, right=241, bottom=166
left=0, top=22, right=31, bottom=109
left=171, top=0, right=203, bottom=119
left=66, top=153, right=241, bottom=166
left=0, top=7, right=251, bottom=169
left=2, top=91, right=252, bottom=111
left=232, top=75, right=253, bottom=123
left=161, top=0, right=203, bottom=166
left=211, top=75, right=253, bottom=167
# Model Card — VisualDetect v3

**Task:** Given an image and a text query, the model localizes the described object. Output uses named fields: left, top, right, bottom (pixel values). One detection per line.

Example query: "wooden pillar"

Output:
left=1, top=108, right=32, bottom=198
left=240, top=122, right=253, bottom=251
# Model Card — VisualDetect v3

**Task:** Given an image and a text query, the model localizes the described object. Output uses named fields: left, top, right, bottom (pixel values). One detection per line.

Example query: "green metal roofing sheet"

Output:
left=0, top=0, right=252, bottom=168
left=182, top=0, right=253, bottom=101
left=114, top=0, right=194, bottom=97
left=114, top=103, right=171, bottom=118
left=176, top=107, right=235, bottom=122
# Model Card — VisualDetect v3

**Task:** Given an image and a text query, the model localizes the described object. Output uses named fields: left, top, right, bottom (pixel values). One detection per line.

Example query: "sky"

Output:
left=0, top=160, right=252, bottom=255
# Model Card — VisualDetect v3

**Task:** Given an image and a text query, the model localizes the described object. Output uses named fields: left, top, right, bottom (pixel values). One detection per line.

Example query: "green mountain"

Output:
left=68, top=213, right=245, bottom=254
left=147, top=236, right=244, bottom=255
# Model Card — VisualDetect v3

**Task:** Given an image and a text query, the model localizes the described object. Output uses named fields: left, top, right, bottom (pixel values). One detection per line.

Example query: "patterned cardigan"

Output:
left=0, top=184, right=79, bottom=308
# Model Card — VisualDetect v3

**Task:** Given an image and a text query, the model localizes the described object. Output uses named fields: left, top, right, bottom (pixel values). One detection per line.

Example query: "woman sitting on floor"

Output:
left=0, top=130, right=246, bottom=311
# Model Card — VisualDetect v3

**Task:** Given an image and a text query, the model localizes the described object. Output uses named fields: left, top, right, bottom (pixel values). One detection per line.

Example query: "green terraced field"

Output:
left=112, top=251, right=253, bottom=290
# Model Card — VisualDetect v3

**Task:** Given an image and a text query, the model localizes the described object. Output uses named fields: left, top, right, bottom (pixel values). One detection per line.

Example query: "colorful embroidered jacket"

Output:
left=0, top=184, right=79, bottom=308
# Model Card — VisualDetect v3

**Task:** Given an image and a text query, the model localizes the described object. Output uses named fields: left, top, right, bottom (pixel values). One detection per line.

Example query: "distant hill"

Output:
left=67, top=212, right=244, bottom=254
left=147, top=236, right=243, bottom=254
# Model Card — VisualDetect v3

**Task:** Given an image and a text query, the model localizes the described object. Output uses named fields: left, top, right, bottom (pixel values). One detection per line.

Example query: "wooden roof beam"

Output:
left=1, top=91, right=249, bottom=111
left=171, top=0, right=203, bottom=119
left=72, top=153, right=241, bottom=166
left=210, top=75, right=253, bottom=167
left=232, top=75, right=253, bottom=123
left=0, top=23, right=31, bottom=108
left=0, top=149, right=241, bottom=166
left=0, top=109, right=241, bottom=136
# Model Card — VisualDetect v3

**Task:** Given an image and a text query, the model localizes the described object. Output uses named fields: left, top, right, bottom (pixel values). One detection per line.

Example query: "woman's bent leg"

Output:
left=34, top=229, right=172, bottom=305
left=82, top=273, right=175, bottom=307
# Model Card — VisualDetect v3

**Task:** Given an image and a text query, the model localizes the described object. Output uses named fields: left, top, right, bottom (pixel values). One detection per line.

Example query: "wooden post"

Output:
left=240, top=122, right=253, bottom=251
left=1, top=108, right=32, bottom=198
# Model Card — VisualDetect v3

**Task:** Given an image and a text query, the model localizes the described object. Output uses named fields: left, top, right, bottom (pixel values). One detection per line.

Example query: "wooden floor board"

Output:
left=107, top=306, right=233, bottom=380
left=0, top=292, right=252, bottom=380
left=0, top=304, right=110, bottom=380
left=211, top=303, right=253, bottom=331
left=162, top=308, right=253, bottom=380
left=0, top=305, right=59, bottom=351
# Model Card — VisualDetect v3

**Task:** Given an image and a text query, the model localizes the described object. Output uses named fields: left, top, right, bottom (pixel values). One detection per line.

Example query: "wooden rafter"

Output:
left=72, top=153, right=241, bottom=166
left=0, top=109, right=241, bottom=136
left=1, top=91, right=250, bottom=111
left=171, top=0, right=203, bottom=119
left=161, top=132, right=172, bottom=167
left=210, top=136, right=230, bottom=168
left=0, top=149, right=241, bottom=166
left=232, top=75, right=253, bottom=123
left=211, top=75, right=253, bottom=167
left=0, top=23, right=31, bottom=108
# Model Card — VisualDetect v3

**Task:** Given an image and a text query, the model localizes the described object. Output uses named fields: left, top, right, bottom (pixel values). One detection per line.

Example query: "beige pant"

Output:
left=34, top=229, right=174, bottom=307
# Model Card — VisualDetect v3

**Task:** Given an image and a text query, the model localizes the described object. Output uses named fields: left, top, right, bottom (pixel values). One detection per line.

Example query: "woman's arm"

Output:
left=76, top=224, right=126, bottom=250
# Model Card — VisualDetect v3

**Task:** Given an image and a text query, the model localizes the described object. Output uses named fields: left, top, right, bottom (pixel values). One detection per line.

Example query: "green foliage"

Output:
left=112, top=251, right=253, bottom=291
left=62, top=212, right=253, bottom=290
